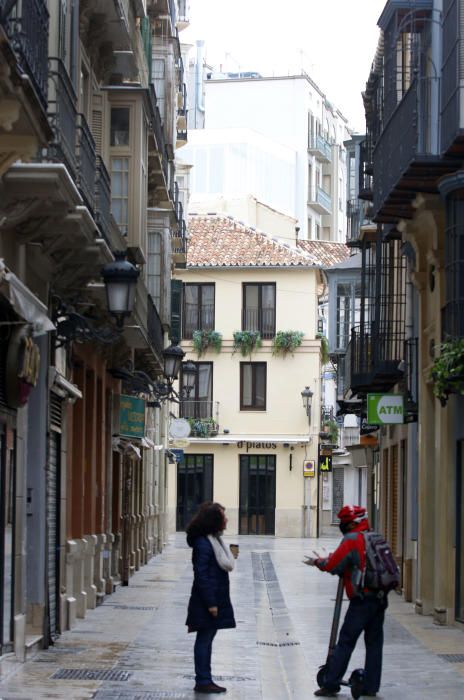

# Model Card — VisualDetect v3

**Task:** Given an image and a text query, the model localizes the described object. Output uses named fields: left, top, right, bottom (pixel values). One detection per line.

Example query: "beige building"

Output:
left=170, top=214, right=326, bottom=537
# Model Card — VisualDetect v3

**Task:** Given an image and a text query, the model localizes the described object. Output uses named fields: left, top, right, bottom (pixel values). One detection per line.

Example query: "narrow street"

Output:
left=0, top=534, right=463, bottom=700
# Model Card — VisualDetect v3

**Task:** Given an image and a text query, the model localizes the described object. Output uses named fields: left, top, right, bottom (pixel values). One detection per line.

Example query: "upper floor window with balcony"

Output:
left=242, top=283, right=276, bottom=339
left=183, top=284, right=215, bottom=339
left=181, top=362, right=213, bottom=419
left=111, top=107, right=130, bottom=146
left=240, top=362, right=266, bottom=411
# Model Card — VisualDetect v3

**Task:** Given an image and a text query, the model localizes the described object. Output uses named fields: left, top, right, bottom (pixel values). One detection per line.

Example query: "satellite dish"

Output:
left=169, top=418, right=191, bottom=439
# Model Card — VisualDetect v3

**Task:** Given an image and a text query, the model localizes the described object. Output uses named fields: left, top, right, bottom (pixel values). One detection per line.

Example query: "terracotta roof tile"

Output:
left=296, top=239, right=350, bottom=268
left=186, top=214, right=319, bottom=267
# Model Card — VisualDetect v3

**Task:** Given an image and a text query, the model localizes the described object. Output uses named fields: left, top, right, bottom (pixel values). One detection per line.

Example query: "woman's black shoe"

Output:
left=194, top=682, right=227, bottom=693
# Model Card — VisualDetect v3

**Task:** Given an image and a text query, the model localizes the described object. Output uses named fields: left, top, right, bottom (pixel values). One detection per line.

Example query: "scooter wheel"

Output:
left=349, top=668, right=365, bottom=699
left=316, top=665, right=327, bottom=688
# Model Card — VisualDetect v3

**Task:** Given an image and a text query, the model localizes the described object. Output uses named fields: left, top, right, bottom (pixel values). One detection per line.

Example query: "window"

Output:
left=242, top=283, right=275, bottom=338
left=181, top=362, right=213, bottom=419
left=183, top=284, right=215, bottom=339
left=111, top=157, right=129, bottom=235
left=111, top=108, right=130, bottom=146
left=152, top=58, right=166, bottom=123
left=336, top=281, right=361, bottom=351
left=147, top=232, right=162, bottom=308
left=240, top=362, right=266, bottom=410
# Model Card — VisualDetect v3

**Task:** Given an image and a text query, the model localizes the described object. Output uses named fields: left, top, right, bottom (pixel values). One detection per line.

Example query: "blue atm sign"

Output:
left=120, top=395, right=145, bottom=439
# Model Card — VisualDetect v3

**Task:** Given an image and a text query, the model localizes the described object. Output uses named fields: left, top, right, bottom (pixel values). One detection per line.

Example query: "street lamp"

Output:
left=162, top=342, right=186, bottom=381
left=301, top=386, right=314, bottom=423
left=181, top=360, right=198, bottom=397
left=101, top=252, right=140, bottom=328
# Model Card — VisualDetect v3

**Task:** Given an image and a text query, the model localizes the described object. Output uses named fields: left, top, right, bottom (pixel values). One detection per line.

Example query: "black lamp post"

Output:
left=101, top=252, right=140, bottom=328
left=301, top=386, right=314, bottom=423
left=181, top=360, right=198, bottom=397
left=162, top=342, right=186, bottom=382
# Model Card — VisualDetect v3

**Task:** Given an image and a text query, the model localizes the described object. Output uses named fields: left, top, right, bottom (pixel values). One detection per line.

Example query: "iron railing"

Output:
left=77, top=113, right=96, bottom=211
left=404, top=337, right=419, bottom=406
left=358, top=137, right=373, bottom=201
left=183, top=303, right=214, bottom=339
left=148, top=84, right=169, bottom=184
left=181, top=400, right=219, bottom=429
left=308, top=134, right=332, bottom=161
left=373, top=77, right=439, bottom=217
left=1, top=0, right=49, bottom=109
left=147, top=294, right=164, bottom=358
left=242, top=307, right=275, bottom=339
left=47, top=57, right=77, bottom=177
left=95, top=157, right=112, bottom=243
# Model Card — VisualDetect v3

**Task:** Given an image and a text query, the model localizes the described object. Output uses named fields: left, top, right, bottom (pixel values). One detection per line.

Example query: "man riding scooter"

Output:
left=304, top=505, right=388, bottom=698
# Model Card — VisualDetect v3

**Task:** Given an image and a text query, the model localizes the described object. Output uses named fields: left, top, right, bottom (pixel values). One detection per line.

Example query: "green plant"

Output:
left=429, top=338, right=464, bottom=406
left=191, top=329, right=223, bottom=357
left=317, top=333, right=330, bottom=364
left=232, top=330, right=262, bottom=357
left=187, top=416, right=219, bottom=437
left=321, top=419, right=339, bottom=445
left=272, top=330, right=304, bottom=356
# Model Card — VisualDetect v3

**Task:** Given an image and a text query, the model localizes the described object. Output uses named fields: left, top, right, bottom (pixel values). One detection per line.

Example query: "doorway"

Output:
left=457, top=440, right=464, bottom=623
left=176, top=454, right=213, bottom=531
left=239, top=455, right=276, bottom=535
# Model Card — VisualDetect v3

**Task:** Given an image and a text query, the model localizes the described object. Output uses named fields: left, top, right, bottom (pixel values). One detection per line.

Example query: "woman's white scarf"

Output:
left=207, top=534, right=235, bottom=572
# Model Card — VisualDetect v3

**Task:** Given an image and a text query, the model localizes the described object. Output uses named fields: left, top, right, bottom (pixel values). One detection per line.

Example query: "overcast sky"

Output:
left=182, top=0, right=387, bottom=133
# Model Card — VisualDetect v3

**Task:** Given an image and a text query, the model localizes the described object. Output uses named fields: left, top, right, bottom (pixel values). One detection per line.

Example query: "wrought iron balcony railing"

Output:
left=346, top=200, right=373, bottom=246
left=181, top=400, right=220, bottom=435
left=242, top=307, right=275, bottom=339
left=358, top=137, right=373, bottom=201
left=183, top=303, right=214, bottom=339
left=95, top=156, right=112, bottom=243
left=147, top=293, right=164, bottom=358
left=77, top=113, right=96, bottom=211
left=47, top=58, right=77, bottom=178
left=308, top=186, right=332, bottom=214
left=1, top=0, right=49, bottom=109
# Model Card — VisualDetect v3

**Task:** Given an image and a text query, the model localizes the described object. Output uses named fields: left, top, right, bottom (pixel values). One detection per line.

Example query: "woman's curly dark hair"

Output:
left=186, top=501, right=225, bottom=538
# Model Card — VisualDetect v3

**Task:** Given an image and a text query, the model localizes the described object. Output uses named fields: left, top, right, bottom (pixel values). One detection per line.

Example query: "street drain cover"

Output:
left=93, top=693, right=188, bottom=699
left=102, top=604, right=155, bottom=611
left=256, top=640, right=300, bottom=647
left=438, top=654, right=464, bottom=663
left=51, top=668, right=132, bottom=681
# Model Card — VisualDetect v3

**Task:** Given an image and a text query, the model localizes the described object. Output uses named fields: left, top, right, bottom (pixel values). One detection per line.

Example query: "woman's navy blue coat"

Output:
left=186, top=534, right=236, bottom=632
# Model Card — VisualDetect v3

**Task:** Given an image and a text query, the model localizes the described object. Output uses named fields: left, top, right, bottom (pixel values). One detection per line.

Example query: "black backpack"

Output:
left=362, top=531, right=400, bottom=593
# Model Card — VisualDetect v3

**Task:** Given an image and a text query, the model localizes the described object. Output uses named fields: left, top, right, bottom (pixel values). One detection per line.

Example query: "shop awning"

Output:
left=0, top=262, right=55, bottom=335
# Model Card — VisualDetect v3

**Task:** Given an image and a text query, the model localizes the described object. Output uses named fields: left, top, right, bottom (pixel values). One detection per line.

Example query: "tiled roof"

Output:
left=186, top=214, right=319, bottom=267
left=296, top=240, right=350, bottom=268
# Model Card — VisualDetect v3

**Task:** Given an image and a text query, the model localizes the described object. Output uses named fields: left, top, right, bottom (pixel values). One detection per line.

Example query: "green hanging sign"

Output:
left=120, top=394, right=146, bottom=438
left=367, top=394, right=404, bottom=425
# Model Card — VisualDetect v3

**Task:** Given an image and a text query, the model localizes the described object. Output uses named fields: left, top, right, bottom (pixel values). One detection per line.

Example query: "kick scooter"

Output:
left=316, top=576, right=365, bottom=699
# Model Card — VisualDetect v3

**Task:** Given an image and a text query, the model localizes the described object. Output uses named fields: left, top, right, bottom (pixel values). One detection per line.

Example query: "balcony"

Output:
left=147, top=293, right=164, bottom=359
left=346, top=199, right=374, bottom=247
left=308, top=134, right=332, bottom=162
left=373, top=77, right=457, bottom=223
left=358, top=138, right=373, bottom=202
left=345, top=324, right=405, bottom=397
left=148, top=84, right=169, bottom=187
left=76, top=114, right=96, bottom=212
left=181, top=401, right=220, bottom=437
left=308, top=186, right=332, bottom=215
left=177, top=0, right=190, bottom=29
left=47, top=58, right=77, bottom=178
left=95, top=157, right=112, bottom=243
left=1, top=0, right=49, bottom=110
left=242, top=307, right=275, bottom=339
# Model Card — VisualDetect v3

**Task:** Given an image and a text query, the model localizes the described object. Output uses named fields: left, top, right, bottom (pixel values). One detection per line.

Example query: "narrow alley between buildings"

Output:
left=0, top=534, right=462, bottom=700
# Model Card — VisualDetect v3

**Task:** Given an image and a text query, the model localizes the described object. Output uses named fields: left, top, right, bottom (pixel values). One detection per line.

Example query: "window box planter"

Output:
left=191, top=329, right=223, bottom=357
left=232, top=330, right=262, bottom=357
left=187, top=417, right=219, bottom=438
left=271, top=330, right=304, bottom=356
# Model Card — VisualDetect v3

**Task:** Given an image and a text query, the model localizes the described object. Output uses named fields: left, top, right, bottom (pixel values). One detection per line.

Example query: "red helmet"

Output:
left=337, top=505, right=367, bottom=524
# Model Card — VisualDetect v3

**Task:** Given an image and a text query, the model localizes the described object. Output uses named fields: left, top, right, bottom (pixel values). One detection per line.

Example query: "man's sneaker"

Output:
left=194, top=683, right=227, bottom=694
left=314, top=689, right=338, bottom=697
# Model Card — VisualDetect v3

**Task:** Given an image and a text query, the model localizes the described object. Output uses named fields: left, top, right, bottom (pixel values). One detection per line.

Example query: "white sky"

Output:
left=182, top=0, right=387, bottom=133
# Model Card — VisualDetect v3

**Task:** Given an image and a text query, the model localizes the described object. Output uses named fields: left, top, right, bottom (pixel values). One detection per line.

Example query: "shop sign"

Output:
left=170, top=448, right=185, bottom=463
left=236, top=441, right=277, bottom=451
left=367, top=394, right=404, bottom=425
left=303, top=460, right=315, bottom=478
left=120, top=394, right=145, bottom=438
left=319, top=455, right=332, bottom=472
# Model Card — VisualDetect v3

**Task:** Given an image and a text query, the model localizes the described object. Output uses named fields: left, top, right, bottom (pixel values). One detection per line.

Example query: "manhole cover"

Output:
left=101, top=604, right=155, bottom=611
left=51, top=668, right=132, bottom=681
left=438, top=654, right=464, bottom=663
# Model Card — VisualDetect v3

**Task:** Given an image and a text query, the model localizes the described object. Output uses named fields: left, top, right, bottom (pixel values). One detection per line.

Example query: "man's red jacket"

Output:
left=315, top=519, right=370, bottom=599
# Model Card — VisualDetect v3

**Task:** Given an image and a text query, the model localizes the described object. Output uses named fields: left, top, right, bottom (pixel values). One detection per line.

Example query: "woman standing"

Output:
left=186, top=502, right=236, bottom=694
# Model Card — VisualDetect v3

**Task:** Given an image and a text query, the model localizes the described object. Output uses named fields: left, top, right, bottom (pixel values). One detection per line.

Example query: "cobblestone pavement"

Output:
left=0, top=534, right=463, bottom=699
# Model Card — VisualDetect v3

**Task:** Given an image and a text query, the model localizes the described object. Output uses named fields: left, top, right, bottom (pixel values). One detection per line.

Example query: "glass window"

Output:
left=183, top=284, right=215, bottom=339
left=111, top=157, right=129, bottom=235
left=242, top=283, right=275, bottom=339
left=147, top=232, right=161, bottom=307
left=110, top=108, right=130, bottom=146
left=181, top=362, right=213, bottom=419
left=240, top=362, right=266, bottom=410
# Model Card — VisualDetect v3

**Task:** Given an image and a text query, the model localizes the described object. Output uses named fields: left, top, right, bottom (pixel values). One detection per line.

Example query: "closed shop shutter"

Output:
left=332, top=467, right=344, bottom=523
left=47, top=393, right=62, bottom=641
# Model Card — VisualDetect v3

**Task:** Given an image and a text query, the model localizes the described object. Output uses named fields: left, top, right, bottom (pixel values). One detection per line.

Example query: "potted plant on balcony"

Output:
left=271, top=330, right=304, bottom=357
left=232, top=330, right=262, bottom=357
left=429, top=338, right=464, bottom=406
left=192, top=329, right=223, bottom=357
left=319, top=419, right=339, bottom=445
left=187, top=417, right=219, bottom=437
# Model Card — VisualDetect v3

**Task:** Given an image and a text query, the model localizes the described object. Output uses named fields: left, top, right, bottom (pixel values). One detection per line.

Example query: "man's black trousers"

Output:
left=323, top=594, right=388, bottom=693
